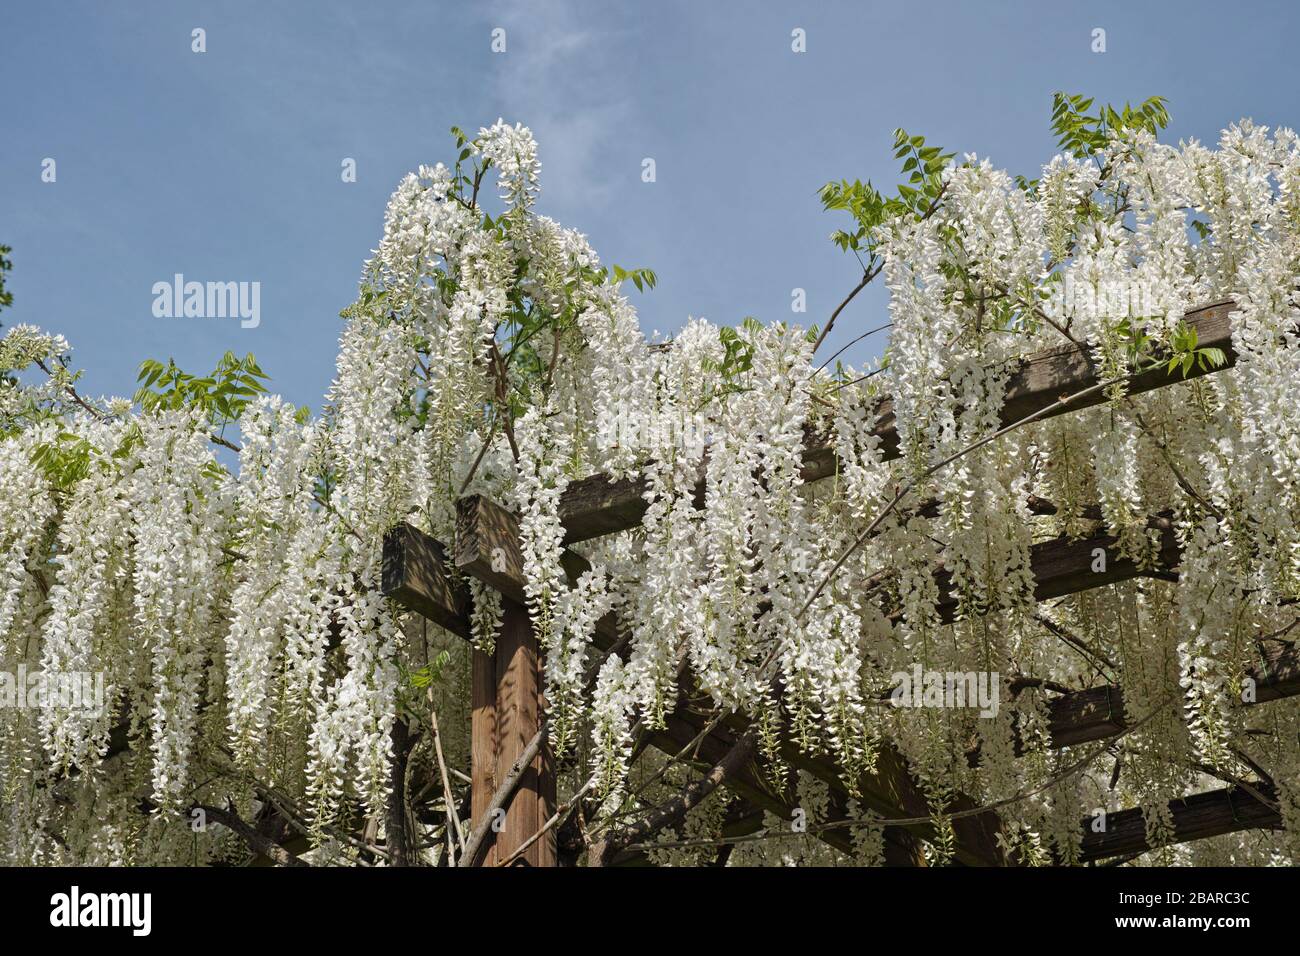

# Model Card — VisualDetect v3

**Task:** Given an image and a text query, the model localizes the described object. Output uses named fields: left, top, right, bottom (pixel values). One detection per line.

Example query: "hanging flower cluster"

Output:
left=1, top=105, right=1298, bottom=867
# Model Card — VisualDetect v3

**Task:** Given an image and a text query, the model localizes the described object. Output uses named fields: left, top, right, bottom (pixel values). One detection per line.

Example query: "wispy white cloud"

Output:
left=481, top=0, right=629, bottom=210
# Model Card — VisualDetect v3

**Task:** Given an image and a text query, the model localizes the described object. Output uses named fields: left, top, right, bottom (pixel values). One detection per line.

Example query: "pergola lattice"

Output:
left=381, top=298, right=1295, bottom=866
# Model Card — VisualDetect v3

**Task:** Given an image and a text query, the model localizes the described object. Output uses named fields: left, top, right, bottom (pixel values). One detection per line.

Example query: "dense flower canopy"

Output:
left=2, top=104, right=1299, bottom=865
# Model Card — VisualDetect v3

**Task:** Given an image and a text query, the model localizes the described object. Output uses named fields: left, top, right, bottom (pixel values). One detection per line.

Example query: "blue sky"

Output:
left=2, top=0, right=1297, bottom=411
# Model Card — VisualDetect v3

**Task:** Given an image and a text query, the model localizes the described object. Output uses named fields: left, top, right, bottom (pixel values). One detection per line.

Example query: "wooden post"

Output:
left=468, top=598, right=556, bottom=866
left=469, top=644, right=498, bottom=867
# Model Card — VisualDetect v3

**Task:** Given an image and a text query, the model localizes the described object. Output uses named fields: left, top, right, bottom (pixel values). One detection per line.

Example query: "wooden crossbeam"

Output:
left=557, top=300, right=1238, bottom=545
left=923, top=513, right=1180, bottom=626
left=382, top=524, right=470, bottom=639
left=1080, top=783, right=1281, bottom=863
left=1044, top=637, right=1300, bottom=749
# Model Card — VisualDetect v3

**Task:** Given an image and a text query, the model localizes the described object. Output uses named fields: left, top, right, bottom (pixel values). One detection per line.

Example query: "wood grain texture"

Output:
left=456, top=494, right=624, bottom=648
left=493, top=599, right=555, bottom=866
left=469, top=646, right=498, bottom=867
left=382, top=524, right=471, bottom=639
left=464, top=601, right=555, bottom=866
left=1079, top=783, right=1280, bottom=863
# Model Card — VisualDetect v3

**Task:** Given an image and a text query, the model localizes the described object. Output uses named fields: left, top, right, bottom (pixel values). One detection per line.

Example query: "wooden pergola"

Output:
left=382, top=298, right=1296, bottom=866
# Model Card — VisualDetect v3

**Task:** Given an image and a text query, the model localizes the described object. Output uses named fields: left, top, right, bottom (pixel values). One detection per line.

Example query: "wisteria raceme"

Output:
left=38, top=420, right=132, bottom=772
left=514, top=403, right=573, bottom=661
left=129, top=412, right=228, bottom=809
left=225, top=398, right=319, bottom=768
left=0, top=113, right=1298, bottom=866
left=0, top=428, right=54, bottom=645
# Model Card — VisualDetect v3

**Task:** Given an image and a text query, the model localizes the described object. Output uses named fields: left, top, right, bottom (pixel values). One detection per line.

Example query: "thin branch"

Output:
left=1127, top=404, right=1222, bottom=519
left=815, top=321, right=892, bottom=374
left=34, top=358, right=107, bottom=421
left=458, top=722, right=546, bottom=867
left=812, top=261, right=882, bottom=355
left=496, top=776, right=596, bottom=868
left=458, top=418, right=501, bottom=496
left=488, top=342, right=521, bottom=462
left=1033, top=612, right=1118, bottom=671
left=192, top=803, right=309, bottom=868
left=427, top=694, right=465, bottom=857
left=592, top=728, right=759, bottom=866
left=624, top=692, right=1173, bottom=854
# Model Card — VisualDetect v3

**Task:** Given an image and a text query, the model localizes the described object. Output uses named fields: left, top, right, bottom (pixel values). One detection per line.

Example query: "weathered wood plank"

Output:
left=465, top=601, right=556, bottom=867
left=1251, top=636, right=1300, bottom=704
left=928, top=513, right=1181, bottom=625
left=382, top=524, right=471, bottom=639
left=558, top=300, right=1239, bottom=545
left=456, top=494, right=624, bottom=648
left=493, top=599, right=555, bottom=866
left=469, top=646, right=498, bottom=866
left=1046, top=684, right=1128, bottom=750
left=1079, top=783, right=1281, bottom=863
left=1043, top=637, right=1300, bottom=750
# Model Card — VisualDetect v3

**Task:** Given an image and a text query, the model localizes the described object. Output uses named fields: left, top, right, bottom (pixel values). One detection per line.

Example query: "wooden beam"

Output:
left=469, top=646, right=498, bottom=866
left=457, top=494, right=623, bottom=647
left=494, top=599, right=556, bottom=866
left=465, top=601, right=556, bottom=867
left=1043, top=636, right=1300, bottom=750
left=557, top=299, right=1239, bottom=545
left=1079, top=782, right=1281, bottom=863
left=382, top=524, right=471, bottom=639
left=927, top=513, right=1180, bottom=626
